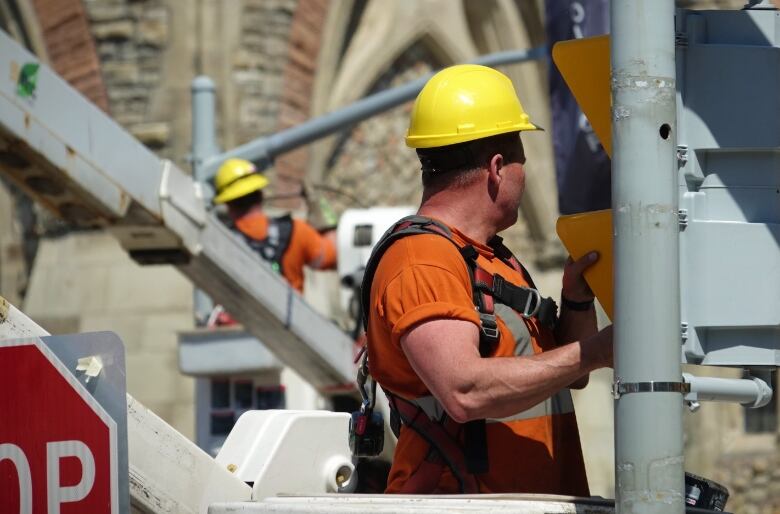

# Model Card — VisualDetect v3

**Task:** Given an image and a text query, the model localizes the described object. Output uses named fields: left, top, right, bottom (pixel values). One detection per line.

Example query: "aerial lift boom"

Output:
left=0, top=29, right=355, bottom=390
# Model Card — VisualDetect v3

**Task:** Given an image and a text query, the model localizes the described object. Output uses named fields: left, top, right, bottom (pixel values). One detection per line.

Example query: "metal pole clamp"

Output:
left=612, top=377, right=691, bottom=400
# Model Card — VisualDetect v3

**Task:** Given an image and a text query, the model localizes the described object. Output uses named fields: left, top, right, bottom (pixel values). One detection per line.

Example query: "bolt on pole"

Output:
left=611, top=1, right=684, bottom=513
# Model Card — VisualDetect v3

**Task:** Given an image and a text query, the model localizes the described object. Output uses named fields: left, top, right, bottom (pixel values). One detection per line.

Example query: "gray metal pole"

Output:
left=191, top=76, right=220, bottom=325
left=611, top=2, right=684, bottom=513
left=201, top=47, right=545, bottom=177
left=192, top=76, right=221, bottom=183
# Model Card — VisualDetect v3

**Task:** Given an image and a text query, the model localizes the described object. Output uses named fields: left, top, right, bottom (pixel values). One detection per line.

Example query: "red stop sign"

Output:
left=0, top=341, right=117, bottom=514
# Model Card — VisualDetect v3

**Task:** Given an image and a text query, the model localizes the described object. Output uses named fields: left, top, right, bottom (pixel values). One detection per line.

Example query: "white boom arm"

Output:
left=0, top=30, right=355, bottom=390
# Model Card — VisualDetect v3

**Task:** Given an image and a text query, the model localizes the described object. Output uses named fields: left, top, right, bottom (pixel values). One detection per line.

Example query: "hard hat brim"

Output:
left=213, top=173, right=269, bottom=204
left=406, top=122, right=542, bottom=149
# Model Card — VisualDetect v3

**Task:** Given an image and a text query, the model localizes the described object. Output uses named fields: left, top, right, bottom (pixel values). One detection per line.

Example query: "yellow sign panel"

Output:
left=553, top=36, right=614, bottom=317
left=556, top=209, right=613, bottom=319
left=552, top=35, right=611, bottom=156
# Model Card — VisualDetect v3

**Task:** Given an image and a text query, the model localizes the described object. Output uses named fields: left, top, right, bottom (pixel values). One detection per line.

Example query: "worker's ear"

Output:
left=487, top=153, right=503, bottom=201
left=487, top=153, right=504, bottom=186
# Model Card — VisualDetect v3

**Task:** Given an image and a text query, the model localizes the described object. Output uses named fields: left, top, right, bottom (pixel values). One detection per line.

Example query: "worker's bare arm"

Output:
left=554, top=252, right=601, bottom=388
left=555, top=305, right=598, bottom=389
left=401, top=318, right=612, bottom=423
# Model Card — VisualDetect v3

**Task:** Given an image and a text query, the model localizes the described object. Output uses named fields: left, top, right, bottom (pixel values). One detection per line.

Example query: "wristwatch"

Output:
left=561, top=296, right=594, bottom=311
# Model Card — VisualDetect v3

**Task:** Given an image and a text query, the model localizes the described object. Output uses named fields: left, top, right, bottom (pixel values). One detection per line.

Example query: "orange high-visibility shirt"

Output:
left=234, top=211, right=336, bottom=292
left=367, top=221, right=589, bottom=495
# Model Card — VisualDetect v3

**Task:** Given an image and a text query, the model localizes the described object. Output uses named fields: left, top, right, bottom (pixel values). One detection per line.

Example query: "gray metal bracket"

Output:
left=682, top=372, right=773, bottom=410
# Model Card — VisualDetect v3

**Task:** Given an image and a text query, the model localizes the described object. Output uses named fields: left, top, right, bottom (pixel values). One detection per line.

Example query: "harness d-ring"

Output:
left=521, top=288, right=542, bottom=318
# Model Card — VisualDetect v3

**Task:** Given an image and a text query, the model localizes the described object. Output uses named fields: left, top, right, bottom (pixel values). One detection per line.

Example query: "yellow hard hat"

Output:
left=213, top=158, right=269, bottom=204
left=406, top=64, right=540, bottom=149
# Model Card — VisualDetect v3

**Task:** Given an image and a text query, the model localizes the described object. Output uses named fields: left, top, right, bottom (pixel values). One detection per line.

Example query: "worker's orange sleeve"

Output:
left=292, top=219, right=337, bottom=270
left=376, top=238, right=481, bottom=348
left=368, top=235, right=482, bottom=398
left=382, top=265, right=479, bottom=345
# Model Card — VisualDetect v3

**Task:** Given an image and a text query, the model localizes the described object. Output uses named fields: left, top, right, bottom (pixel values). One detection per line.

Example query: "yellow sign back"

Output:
left=552, top=35, right=611, bottom=156
left=556, top=209, right=613, bottom=319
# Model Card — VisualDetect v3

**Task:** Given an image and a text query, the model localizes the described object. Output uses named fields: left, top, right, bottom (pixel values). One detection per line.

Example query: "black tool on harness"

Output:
left=239, top=214, right=294, bottom=275
left=349, top=347, right=384, bottom=457
left=352, top=215, right=559, bottom=492
left=684, top=472, right=729, bottom=511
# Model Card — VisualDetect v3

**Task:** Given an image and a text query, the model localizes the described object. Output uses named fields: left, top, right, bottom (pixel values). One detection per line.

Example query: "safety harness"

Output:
left=239, top=214, right=294, bottom=275
left=354, top=215, right=558, bottom=493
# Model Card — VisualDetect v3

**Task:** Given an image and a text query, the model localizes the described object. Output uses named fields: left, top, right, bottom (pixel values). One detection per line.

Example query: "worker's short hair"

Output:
left=226, top=190, right=263, bottom=212
left=418, top=132, right=525, bottom=190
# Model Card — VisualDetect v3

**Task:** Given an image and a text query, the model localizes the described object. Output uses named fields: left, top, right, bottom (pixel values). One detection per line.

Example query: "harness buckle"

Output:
left=479, top=312, right=500, bottom=342
left=521, top=288, right=542, bottom=318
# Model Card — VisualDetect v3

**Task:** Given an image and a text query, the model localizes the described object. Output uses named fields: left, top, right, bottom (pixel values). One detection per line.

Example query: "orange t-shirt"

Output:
left=234, top=211, right=336, bottom=291
left=367, top=221, right=588, bottom=495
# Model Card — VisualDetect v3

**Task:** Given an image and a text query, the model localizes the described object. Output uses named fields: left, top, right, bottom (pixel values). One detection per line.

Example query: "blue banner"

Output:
left=546, top=0, right=611, bottom=214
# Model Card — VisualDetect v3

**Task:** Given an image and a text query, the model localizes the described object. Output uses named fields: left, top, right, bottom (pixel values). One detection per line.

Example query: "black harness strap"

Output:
left=241, top=214, right=294, bottom=275
left=488, top=235, right=558, bottom=328
left=389, top=394, right=480, bottom=494
left=455, top=245, right=496, bottom=477
left=360, top=216, right=455, bottom=332
left=459, top=245, right=500, bottom=357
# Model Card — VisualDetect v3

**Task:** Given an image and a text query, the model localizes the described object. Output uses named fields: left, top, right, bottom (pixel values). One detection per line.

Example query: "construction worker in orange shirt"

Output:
left=213, top=158, right=337, bottom=292
left=359, top=65, right=614, bottom=494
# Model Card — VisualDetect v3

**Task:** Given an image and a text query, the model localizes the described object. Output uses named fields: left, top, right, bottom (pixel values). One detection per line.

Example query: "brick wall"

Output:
left=712, top=445, right=780, bottom=514
left=231, top=0, right=330, bottom=209
left=83, top=0, right=170, bottom=153
left=233, top=0, right=298, bottom=144
left=320, top=43, right=438, bottom=215
left=273, top=0, right=329, bottom=208
left=32, top=0, right=109, bottom=111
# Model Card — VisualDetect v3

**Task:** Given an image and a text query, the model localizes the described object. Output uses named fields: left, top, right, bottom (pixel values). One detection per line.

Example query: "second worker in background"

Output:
left=213, top=158, right=336, bottom=292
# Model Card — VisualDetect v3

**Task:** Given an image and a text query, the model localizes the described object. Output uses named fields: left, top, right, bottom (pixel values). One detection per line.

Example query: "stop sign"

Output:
left=0, top=340, right=117, bottom=514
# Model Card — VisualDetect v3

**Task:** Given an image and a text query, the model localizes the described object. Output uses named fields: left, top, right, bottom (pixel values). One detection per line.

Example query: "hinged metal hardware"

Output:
left=675, top=31, right=688, bottom=47
left=355, top=353, right=374, bottom=414
left=680, top=322, right=689, bottom=343
left=676, top=145, right=689, bottom=164
left=612, top=377, right=691, bottom=400
left=687, top=400, right=701, bottom=412
left=678, top=209, right=689, bottom=229
left=478, top=313, right=500, bottom=341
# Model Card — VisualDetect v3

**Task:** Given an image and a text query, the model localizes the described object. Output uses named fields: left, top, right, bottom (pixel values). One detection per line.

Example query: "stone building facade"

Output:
left=0, top=0, right=776, bottom=507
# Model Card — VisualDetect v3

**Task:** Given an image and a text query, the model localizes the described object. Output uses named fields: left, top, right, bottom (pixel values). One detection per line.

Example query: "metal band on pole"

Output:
left=612, top=379, right=691, bottom=400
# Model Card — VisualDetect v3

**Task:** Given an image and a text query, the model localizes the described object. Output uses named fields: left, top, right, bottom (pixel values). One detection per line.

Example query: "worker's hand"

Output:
left=561, top=252, right=598, bottom=302
left=583, top=324, right=613, bottom=369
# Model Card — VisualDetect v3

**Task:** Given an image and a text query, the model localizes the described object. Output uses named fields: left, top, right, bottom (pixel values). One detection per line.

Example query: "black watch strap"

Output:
left=561, top=296, right=594, bottom=311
